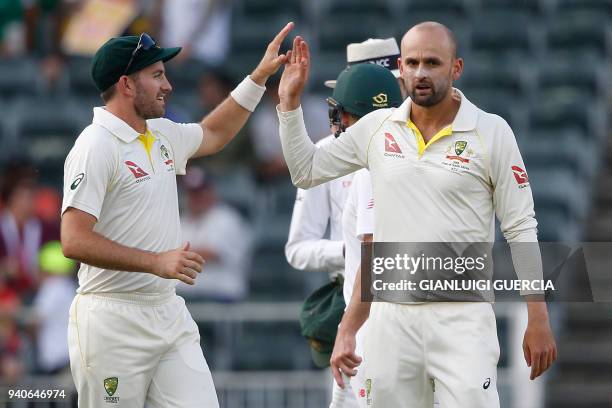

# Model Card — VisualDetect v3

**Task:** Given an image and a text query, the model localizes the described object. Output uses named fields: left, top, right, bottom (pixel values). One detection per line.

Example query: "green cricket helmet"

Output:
left=327, top=63, right=402, bottom=120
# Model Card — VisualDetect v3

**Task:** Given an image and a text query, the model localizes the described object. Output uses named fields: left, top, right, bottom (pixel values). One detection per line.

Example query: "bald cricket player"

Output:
left=276, top=22, right=557, bottom=407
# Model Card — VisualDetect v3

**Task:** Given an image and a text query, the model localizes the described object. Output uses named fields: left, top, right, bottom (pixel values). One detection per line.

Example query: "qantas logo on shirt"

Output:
left=384, top=133, right=402, bottom=153
left=511, top=165, right=529, bottom=185
left=125, top=161, right=149, bottom=179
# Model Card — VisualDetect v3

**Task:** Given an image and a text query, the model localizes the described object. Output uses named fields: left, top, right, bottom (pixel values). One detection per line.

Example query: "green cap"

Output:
left=331, top=63, right=402, bottom=117
left=299, top=279, right=346, bottom=368
left=91, top=35, right=181, bottom=92
left=39, top=241, right=75, bottom=275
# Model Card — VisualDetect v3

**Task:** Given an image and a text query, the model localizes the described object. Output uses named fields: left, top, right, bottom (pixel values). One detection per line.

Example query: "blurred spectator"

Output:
left=158, top=0, right=231, bottom=66
left=249, top=75, right=329, bottom=183
left=0, top=0, right=70, bottom=85
left=28, top=241, right=76, bottom=375
left=24, top=0, right=69, bottom=86
left=33, top=186, right=62, bottom=226
left=177, top=167, right=252, bottom=302
left=193, top=70, right=256, bottom=171
left=0, top=165, right=40, bottom=297
left=0, top=280, right=24, bottom=384
left=198, top=69, right=235, bottom=116
left=0, top=162, right=58, bottom=299
left=0, top=0, right=25, bottom=56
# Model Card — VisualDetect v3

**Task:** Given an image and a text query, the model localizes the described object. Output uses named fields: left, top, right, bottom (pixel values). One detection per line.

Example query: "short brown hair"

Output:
left=100, top=84, right=117, bottom=103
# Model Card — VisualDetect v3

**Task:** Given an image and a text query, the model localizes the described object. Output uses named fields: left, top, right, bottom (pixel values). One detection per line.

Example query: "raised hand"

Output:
left=278, top=35, right=310, bottom=112
left=250, top=22, right=295, bottom=85
left=152, top=242, right=205, bottom=285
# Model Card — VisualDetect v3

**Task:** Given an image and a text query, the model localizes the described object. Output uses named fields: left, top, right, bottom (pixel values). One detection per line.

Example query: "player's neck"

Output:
left=105, top=101, right=147, bottom=134
left=409, top=90, right=460, bottom=137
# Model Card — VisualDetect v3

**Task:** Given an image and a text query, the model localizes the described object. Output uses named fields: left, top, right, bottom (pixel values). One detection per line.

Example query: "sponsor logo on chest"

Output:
left=384, top=132, right=404, bottom=158
left=125, top=161, right=151, bottom=183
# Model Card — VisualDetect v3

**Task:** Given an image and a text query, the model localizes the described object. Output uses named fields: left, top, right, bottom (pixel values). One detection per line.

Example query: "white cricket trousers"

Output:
left=68, top=291, right=219, bottom=408
left=362, top=302, right=500, bottom=408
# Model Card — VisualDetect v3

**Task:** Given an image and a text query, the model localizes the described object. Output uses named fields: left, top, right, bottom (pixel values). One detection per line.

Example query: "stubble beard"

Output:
left=134, top=87, right=165, bottom=120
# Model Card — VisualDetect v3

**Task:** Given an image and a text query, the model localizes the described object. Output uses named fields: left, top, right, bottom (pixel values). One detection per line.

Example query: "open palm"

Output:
left=279, top=36, right=310, bottom=107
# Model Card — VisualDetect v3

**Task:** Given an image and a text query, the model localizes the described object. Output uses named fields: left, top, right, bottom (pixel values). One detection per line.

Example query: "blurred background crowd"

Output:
left=0, top=0, right=611, bottom=407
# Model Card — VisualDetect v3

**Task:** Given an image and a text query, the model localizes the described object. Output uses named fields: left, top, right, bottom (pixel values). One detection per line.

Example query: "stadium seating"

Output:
left=469, top=11, right=537, bottom=59
left=477, top=0, right=546, bottom=16
left=555, top=0, right=612, bottom=16
left=7, top=97, right=87, bottom=185
left=546, top=10, right=611, bottom=57
left=404, top=0, right=470, bottom=16
left=0, top=57, right=41, bottom=99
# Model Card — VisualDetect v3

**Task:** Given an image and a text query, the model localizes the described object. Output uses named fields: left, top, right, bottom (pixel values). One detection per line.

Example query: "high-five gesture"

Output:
left=251, top=22, right=295, bottom=86
left=279, top=36, right=310, bottom=112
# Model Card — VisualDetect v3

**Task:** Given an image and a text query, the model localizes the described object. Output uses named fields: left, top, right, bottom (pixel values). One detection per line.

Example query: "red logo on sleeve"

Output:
left=384, top=133, right=403, bottom=153
left=359, top=388, right=366, bottom=398
left=367, top=198, right=374, bottom=209
left=511, top=166, right=529, bottom=184
left=125, top=161, right=149, bottom=179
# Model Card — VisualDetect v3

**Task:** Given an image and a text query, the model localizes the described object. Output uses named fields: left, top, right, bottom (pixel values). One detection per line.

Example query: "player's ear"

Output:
left=117, top=75, right=137, bottom=97
left=451, top=57, right=463, bottom=81
left=397, top=57, right=404, bottom=75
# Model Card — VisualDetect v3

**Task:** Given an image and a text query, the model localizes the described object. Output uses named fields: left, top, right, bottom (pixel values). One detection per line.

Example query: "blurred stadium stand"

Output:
left=2, top=0, right=612, bottom=407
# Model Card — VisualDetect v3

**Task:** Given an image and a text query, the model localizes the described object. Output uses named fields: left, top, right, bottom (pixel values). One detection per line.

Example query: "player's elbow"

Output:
left=60, top=224, right=87, bottom=261
left=291, top=173, right=315, bottom=190
left=284, top=243, right=302, bottom=270
left=60, top=235, right=80, bottom=260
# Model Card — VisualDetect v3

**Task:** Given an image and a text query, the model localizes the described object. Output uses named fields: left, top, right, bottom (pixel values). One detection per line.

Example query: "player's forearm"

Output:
left=525, top=296, right=550, bottom=322
left=62, top=228, right=157, bottom=274
left=339, top=266, right=370, bottom=335
left=277, top=105, right=320, bottom=189
left=508, top=237, right=544, bottom=296
left=279, top=95, right=301, bottom=112
left=285, top=239, right=344, bottom=272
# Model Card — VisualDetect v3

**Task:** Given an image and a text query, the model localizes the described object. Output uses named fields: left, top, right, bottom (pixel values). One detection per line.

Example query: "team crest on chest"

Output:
left=454, top=140, right=467, bottom=155
left=160, top=144, right=174, bottom=172
left=442, top=140, right=475, bottom=173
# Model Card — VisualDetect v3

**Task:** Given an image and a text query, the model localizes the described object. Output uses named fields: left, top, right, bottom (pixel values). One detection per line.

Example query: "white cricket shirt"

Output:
left=342, top=168, right=374, bottom=305
left=285, top=135, right=352, bottom=277
left=62, top=107, right=203, bottom=294
left=278, top=89, right=543, bottom=290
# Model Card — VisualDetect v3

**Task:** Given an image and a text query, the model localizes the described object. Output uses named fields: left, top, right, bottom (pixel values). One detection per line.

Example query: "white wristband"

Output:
left=230, top=75, right=266, bottom=112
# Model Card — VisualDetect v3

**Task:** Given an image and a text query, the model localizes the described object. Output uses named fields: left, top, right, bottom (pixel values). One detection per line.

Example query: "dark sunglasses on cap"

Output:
left=123, top=33, right=157, bottom=76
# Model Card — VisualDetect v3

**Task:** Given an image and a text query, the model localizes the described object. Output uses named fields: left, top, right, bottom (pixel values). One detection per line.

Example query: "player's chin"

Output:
left=145, top=106, right=165, bottom=120
left=411, top=94, right=439, bottom=107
